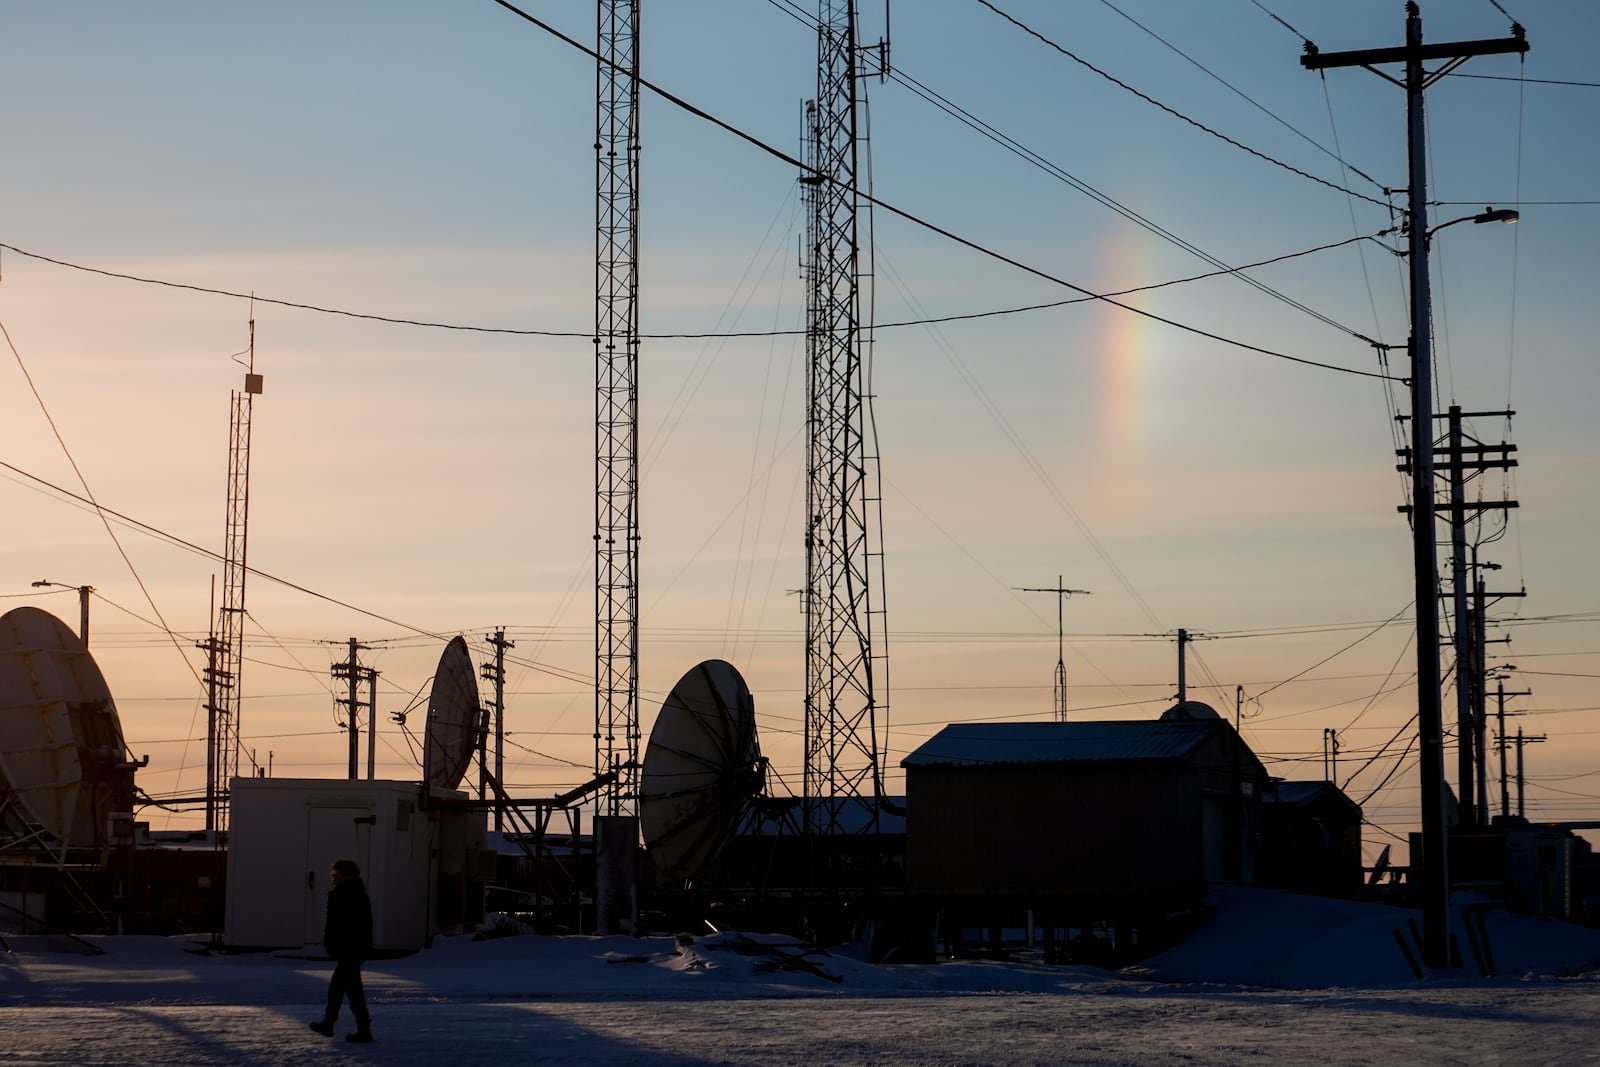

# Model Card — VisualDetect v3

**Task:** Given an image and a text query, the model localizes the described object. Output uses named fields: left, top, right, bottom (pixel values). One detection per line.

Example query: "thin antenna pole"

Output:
left=1017, top=578, right=1089, bottom=721
left=1177, top=628, right=1189, bottom=703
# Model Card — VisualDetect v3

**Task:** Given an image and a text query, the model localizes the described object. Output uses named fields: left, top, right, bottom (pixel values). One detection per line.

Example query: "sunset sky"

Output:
left=3, top=1, right=1598, bottom=861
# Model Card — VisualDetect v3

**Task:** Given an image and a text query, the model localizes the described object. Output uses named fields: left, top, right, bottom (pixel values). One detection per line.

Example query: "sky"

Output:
left=2, top=1, right=1599, bottom=859
left=2, top=885, right=1600, bottom=1064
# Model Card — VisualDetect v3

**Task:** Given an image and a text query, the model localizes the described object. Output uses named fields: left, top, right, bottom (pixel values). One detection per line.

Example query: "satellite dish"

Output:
left=640, top=659, right=764, bottom=882
left=423, top=636, right=481, bottom=792
left=0, top=607, right=135, bottom=849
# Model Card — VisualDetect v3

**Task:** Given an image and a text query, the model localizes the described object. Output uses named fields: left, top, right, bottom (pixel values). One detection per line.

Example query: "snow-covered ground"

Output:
left=3, top=887, right=1598, bottom=1066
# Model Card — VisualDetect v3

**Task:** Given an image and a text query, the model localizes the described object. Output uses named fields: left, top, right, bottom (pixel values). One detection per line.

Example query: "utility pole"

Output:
left=482, top=629, right=513, bottom=831
left=332, top=638, right=371, bottom=781
left=1169, top=628, right=1213, bottom=704
left=1415, top=405, right=1518, bottom=828
left=1514, top=728, right=1547, bottom=817
left=366, top=665, right=379, bottom=780
left=1324, top=728, right=1340, bottom=786
left=1303, top=3, right=1527, bottom=970
left=33, top=581, right=94, bottom=645
left=1472, top=564, right=1518, bottom=824
left=197, top=625, right=226, bottom=830
left=1177, top=628, right=1189, bottom=702
left=1492, top=675, right=1530, bottom=820
left=1017, top=578, right=1089, bottom=721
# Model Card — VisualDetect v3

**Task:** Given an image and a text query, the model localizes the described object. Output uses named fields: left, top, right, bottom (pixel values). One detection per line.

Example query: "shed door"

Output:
left=304, top=807, right=373, bottom=946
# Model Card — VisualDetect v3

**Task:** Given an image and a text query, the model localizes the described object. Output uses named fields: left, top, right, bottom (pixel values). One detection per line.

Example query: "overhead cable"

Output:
left=1096, top=0, right=1384, bottom=193
left=485, top=0, right=1397, bottom=380
left=973, top=0, right=1390, bottom=208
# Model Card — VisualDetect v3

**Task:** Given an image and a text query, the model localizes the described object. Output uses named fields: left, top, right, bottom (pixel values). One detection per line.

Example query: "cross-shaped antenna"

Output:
left=1016, top=577, right=1091, bottom=721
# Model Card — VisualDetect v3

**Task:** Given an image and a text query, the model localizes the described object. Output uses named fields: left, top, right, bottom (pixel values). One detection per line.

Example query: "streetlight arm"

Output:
left=1425, top=206, right=1519, bottom=242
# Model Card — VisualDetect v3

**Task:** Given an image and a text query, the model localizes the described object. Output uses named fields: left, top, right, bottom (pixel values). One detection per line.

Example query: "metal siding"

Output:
left=907, top=763, right=1207, bottom=899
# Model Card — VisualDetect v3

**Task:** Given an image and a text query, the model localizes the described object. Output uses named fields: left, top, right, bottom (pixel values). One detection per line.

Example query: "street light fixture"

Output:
left=30, top=580, right=93, bottom=646
left=1424, top=205, right=1519, bottom=243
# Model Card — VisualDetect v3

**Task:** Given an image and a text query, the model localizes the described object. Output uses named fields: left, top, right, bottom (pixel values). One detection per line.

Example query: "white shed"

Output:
left=224, top=777, right=486, bottom=952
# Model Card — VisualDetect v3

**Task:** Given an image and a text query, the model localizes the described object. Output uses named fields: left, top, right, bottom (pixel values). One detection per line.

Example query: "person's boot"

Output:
left=308, top=1020, right=334, bottom=1037
left=346, top=1027, right=374, bottom=1044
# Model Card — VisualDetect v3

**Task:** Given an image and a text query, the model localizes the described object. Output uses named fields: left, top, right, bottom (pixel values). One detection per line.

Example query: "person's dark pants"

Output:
left=323, top=958, right=370, bottom=1031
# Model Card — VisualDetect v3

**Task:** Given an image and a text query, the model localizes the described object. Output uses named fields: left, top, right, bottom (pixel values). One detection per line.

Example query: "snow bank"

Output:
left=1140, top=884, right=1600, bottom=988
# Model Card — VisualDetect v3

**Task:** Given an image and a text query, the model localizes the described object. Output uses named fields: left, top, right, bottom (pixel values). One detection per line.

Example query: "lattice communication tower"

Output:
left=205, top=319, right=261, bottom=831
left=802, top=0, right=891, bottom=839
left=595, top=0, right=643, bottom=818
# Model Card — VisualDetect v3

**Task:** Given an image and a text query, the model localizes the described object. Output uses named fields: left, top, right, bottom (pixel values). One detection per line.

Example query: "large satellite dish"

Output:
left=640, top=659, right=764, bottom=882
left=423, top=636, right=481, bottom=792
left=0, top=607, right=135, bottom=849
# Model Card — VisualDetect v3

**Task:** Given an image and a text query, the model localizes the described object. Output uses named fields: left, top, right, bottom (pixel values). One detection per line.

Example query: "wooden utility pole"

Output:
left=1492, top=676, right=1530, bottom=820
left=1515, top=728, right=1546, bottom=818
left=1017, top=578, right=1089, bottom=721
left=1303, top=2, right=1527, bottom=970
left=332, top=638, right=371, bottom=780
left=1408, top=405, right=1518, bottom=827
left=481, top=629, right=514, bottom=831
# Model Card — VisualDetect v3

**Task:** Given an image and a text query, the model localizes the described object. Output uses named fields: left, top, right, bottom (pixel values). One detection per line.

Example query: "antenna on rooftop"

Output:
left=1016, top=577, right=1090, bottom=721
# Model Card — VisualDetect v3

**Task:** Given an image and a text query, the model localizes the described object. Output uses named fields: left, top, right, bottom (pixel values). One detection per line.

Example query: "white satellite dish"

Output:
left=423, top=636, right=481, bottom=792
left=0, top=607, right=135, bottom=849
left=640, top=659, right=764, bottom=882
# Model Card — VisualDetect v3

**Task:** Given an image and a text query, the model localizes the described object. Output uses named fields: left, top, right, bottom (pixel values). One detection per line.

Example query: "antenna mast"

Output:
left=802, top=0, right=891, bottom=841
left=1017, top=578, right=1089, bottom=721
left=206, top=313, right=262, bottom=831
left=595, top=0, right=642, bottom=820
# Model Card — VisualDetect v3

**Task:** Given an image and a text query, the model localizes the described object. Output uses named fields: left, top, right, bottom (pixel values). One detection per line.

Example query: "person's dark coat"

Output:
left=324, top=875, right=374, bottom=963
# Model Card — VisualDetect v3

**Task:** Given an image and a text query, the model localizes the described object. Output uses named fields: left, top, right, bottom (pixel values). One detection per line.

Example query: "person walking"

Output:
left=309, top=858, right=375, bottom=1043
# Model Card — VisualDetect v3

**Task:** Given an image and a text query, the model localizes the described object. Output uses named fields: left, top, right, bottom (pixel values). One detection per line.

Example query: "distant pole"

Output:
left=1498, top=685, right=1510, bottom=819
left=1516, top=727, right=1525, bottom=817
left=1515, top=728, right=1547, bottom=818
left=347, top=638, right=360, bottom=780
left=483, top=629, right=514, bottom=832
left=1017, top=578, right=1089, bottom=721
left=1301, top=2, right=1528, bottom=970
left=29, top=579, right=93, bottom=646
left=1177, top=628, right=1189, bottom=703
left=1447, top=407, right=1474, bottom=826
left=1493, top=677, right=1530, bottom=820
left=332, top=638, right=370, bottom=781
left=366, top=665, right=379, bottom=780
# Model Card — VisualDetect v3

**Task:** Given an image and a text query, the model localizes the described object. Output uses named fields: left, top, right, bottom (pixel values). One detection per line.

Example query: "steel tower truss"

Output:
left=595, top=0, right=642, bottom=818
left=209, top=326, right=260, bottom=831
left=802, top=0, right=889, bottom=839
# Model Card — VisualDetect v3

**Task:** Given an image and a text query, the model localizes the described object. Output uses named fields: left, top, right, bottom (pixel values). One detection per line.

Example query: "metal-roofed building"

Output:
left=1259, top=779, right=1364, bottom=897
left=901, top=717, right=1268, bottom=926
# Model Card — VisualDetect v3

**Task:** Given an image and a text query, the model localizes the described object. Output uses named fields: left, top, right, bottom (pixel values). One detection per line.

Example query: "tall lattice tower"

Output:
left=206, top=319, right=261, bottom=831
left=595, top=0, right=642, bottom=818
left=802, top=0, right=890, bottom=840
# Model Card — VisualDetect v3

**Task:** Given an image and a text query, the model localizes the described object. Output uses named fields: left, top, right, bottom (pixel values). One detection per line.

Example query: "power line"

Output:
left=973, top=0, right=1390, bottom=208
left=484, top=0, right=1399, bottom=381
left=1249, top=602, right=1413, bottom=701
left=0, top=458, right=596, bottom=689
left=1, top=231, right=1391, bottom=347
left=1245, top=0, right=1312, bottom=45
left=1097, top=0, right=1384, bottom=192
left=1445, top=72, right=1600, bottom=88
left=883, top=63, right=1390, bottom=345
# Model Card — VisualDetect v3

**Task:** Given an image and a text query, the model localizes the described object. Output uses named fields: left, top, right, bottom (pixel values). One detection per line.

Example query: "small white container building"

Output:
left=224, top=777, right=487, bottom=952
